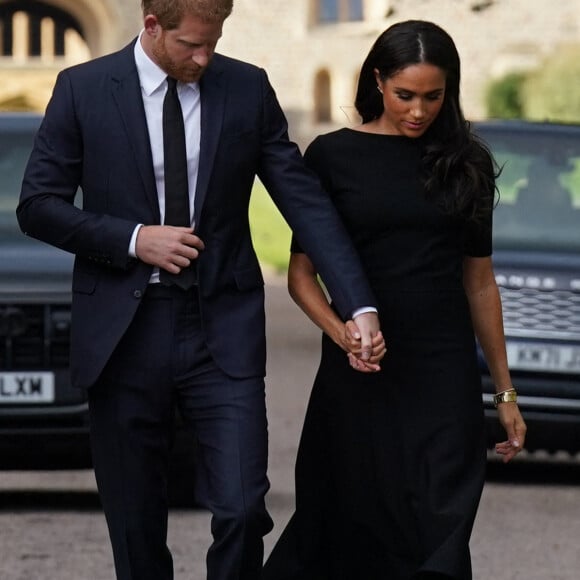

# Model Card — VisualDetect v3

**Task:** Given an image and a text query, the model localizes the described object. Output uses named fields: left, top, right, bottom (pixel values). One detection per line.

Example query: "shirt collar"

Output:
left=134, top=30, right=199, bottom=96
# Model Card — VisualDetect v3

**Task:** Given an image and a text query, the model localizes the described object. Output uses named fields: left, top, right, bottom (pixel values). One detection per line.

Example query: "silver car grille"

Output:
left=500, top=287, right=580, bottom=340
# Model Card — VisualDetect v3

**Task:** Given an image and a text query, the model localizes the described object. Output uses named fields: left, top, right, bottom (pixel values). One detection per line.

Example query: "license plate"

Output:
left=0, top=372, right=55, bottom=403
left=507, top=343, right=580, bottom=374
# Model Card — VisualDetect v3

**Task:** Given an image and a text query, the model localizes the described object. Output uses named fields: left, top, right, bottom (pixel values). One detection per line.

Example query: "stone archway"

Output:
left=0, top=0, right=130, bottom=112
left=44, top=0, right=132, bottom=57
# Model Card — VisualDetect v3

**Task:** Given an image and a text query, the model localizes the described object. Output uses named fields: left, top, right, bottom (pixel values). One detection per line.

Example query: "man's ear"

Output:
left=144, top=14, right=160, bottom=37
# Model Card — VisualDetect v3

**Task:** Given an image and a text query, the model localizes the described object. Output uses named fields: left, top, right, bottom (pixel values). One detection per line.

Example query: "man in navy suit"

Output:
left=17, top=1, right=383, bottom=578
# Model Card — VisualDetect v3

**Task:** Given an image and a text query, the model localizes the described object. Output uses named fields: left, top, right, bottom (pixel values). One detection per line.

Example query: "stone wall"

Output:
left=216, top=0, right=580, bottom=146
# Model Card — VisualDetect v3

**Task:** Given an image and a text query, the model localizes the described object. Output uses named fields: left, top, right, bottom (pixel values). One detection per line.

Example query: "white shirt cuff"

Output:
left=129, top=224, right=143, bottom=258
left=352, top=306, right=378, bottom=319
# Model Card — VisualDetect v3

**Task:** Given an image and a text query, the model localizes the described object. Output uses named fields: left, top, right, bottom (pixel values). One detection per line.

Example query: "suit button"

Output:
left=133, top=290, right=143, bottom=299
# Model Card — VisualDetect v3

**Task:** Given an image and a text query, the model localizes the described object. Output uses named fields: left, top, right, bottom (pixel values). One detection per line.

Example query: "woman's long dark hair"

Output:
left=355, top=20, right=497, bottom=222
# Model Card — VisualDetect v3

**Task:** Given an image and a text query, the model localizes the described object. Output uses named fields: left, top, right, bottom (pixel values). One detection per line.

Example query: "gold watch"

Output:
left=493, top=388, right=517, bottom=407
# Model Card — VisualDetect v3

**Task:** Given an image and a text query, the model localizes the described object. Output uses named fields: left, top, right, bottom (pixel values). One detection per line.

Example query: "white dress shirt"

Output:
left=129, top=32, right=201, bottom=283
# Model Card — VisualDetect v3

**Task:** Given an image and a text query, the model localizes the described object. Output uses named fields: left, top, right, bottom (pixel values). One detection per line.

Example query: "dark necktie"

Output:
left=160, top=76, right=197, bottom=289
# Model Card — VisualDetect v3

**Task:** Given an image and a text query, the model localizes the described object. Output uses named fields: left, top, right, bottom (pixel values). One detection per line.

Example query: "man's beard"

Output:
left=152, top=36, right=203, bottom=83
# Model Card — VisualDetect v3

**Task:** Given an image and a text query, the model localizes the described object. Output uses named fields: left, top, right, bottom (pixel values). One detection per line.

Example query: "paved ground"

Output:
left=1, top=277, right=580, bottom=579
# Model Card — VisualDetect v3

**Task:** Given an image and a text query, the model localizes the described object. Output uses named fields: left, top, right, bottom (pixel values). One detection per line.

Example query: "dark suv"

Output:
left=0, top=113, right=194, bottom=501
left=475, top=120, right=580, bottom=453
left=2, top=115, right=580, bottom=469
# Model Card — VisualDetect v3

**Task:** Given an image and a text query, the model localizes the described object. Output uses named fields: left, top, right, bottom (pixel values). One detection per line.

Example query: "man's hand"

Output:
left=135, top=225, right=205, bottom=273
left=351, top=311, right=382, bottom=359
left=350, top=311, right=386, bottom=367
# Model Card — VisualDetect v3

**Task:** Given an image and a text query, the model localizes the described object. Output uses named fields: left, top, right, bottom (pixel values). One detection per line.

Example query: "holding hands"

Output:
left=343, top=313, right=386, bottom=373
left=287, top=253, right=386, bottom=374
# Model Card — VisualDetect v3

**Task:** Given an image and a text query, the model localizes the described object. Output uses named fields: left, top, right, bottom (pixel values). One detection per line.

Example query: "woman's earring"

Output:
left=377, top=85, right=383, bottom=94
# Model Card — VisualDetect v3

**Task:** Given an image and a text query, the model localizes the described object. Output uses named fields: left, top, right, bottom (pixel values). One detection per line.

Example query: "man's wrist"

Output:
left=352, top=306, right=378, bottom=319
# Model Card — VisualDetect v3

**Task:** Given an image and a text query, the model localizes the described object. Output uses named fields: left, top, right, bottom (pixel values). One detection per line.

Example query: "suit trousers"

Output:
left=87, top=284, right=273, bottom=580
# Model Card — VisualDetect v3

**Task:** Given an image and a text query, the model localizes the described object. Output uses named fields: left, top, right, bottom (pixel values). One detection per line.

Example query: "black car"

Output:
left=475, top=120, right=580, bottom=453
left=2, top=115, right=580, bottom=474
left=0, top=113, right=195, bottom=501
left=0, top=113, right=82, bottom=468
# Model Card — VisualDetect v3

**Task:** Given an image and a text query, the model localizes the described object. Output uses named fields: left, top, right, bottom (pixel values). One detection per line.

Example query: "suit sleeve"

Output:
left=17, top=69, right=138, bottom=270
left=255, top=70, right=376, bottom=319
left=289, top=137, right=328, bottom=255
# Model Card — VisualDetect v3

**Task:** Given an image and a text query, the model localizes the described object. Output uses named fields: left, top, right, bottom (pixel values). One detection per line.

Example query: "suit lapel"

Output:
left=110, top=41, right=160, bottom=221
left=194, top=59, right=226, bottom=227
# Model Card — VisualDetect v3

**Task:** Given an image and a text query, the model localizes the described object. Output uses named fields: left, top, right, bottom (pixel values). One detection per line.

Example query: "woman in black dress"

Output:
left=263, top=20, right=526, bottom=580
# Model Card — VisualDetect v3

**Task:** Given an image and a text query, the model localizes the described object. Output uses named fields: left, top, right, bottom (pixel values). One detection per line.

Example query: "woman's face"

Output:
left=374, top=63, right=446, bottom=137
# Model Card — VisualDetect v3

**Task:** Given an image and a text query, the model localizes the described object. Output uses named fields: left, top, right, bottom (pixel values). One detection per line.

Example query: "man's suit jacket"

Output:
left=17, top=40, right=376, bottom=390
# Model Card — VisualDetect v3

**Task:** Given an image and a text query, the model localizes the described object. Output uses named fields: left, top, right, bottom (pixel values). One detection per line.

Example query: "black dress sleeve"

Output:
left=464, top=186, right=494, bottom=257
left=464, top=214, right=492, bottom=257
left=464, top=146, right=497, bottom=257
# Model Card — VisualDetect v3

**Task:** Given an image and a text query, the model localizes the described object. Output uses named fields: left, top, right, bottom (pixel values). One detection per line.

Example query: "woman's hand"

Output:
left=495, top=403, right=527, bottom=463
left=287, top=252, right=386, bottom=374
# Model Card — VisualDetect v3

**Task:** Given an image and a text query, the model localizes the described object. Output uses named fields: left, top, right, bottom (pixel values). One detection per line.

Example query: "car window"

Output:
left=0, top=123, right=82, bottom=241
left=0, top=131, right=34, bottom=233
left=478, top=128, right=580, bottom=253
